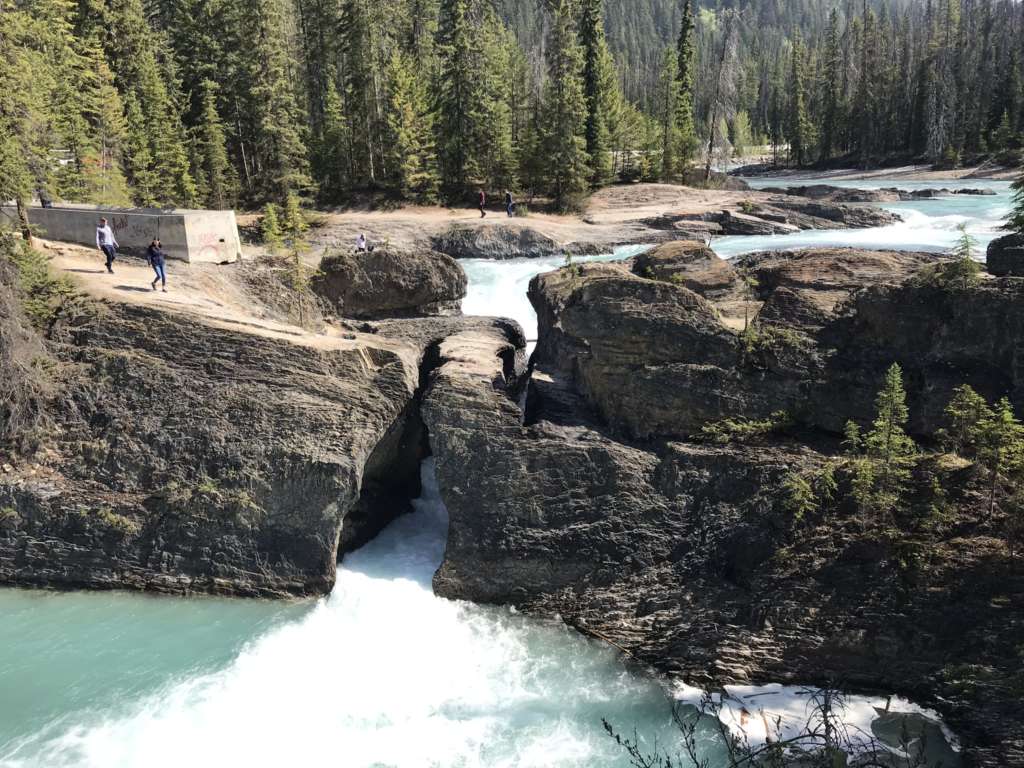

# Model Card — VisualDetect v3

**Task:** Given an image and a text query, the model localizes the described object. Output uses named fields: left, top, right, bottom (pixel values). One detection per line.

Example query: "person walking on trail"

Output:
left=505, top=190, right=515, bottom=218
left=147, top=238, right=168, bottom=292
left=96, top=217, right=118, bottom=273
left=478, top=189, right=486, bottom=218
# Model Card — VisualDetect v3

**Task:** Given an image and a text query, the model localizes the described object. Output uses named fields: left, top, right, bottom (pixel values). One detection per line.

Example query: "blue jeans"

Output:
left=152, top=262, right=166, bottom=285
left=101, top=244, right=116, bottom=269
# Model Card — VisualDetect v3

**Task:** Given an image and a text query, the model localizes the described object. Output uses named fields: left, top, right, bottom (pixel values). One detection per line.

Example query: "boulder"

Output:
left=632, top=240, right=738, bottom=298
left=763, top=198, right=901, bottom=229
left=431, top=224, right=562, bottom=260
left=721, top=210, right=800, bottom=235
left=314, top=248, right=466, bottom=319
left=986, top=232, right=1024, bottom=277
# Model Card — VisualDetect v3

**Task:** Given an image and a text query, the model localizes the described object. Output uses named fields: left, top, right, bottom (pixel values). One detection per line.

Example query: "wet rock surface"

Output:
left=314, top=247, right=466, bottom=319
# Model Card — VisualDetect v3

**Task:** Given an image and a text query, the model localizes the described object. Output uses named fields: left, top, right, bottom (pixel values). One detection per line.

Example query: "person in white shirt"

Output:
left=356, top=233, right=368, bottom=253
left=96, top=218, right=119, bottom=274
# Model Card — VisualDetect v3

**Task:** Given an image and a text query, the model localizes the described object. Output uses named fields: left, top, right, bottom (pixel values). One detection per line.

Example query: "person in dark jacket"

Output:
left=147, top=238, right=167, bottom=292
left=478, top=189, right=486, bottom=218
left=504, top=190, right=515, bottom=217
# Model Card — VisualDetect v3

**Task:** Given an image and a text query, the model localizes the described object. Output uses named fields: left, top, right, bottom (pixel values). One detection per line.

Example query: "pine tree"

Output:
left=541, top=0, right=591, bottom=210
left=435, top=0, right=480, bottom=198
left=261, top=202, right=283, bottom=253
left=579, top=0, right=615, bottom=186
left=339, top=0, right=380, bottom=189
left=656, top=48, right=679, bottom=180
left=673, top=0, right=698, bottom=174
left=819, top=8, right=841, bottom=162
left=384, top=51, right=441, bottom=202
left=102, top=0, right=197, bottom=205
left=194, top=79, right=236, bottom=209
left=942, top=384, right=992, bottom=455
left=863, top=363, right=917, bottom=513
left=315, top=81, right=352, bottom=202
left=243, top=0, right=313, bottom=201
left=978, top=398, right=1024, bottom=519
left=1007, top=170, right=1024, bottom=234
left=788, top=37, right=814, bottom=166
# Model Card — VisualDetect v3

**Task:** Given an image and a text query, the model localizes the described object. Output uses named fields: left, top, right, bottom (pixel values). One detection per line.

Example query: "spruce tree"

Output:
left=541, top=0, right=591, bottom=210
left=819, top=8, right=841, bottom=162
left=788, top=37, right=814, bottom=166
left=656, top=48, right=679, bottom=180
left=435, top=0, right=480, bottom=198
left=194, top=79, right=236, bottom=209
left=863, top=363, right=917, bottom=513
left=579, top=0, right=614, bottom=186
left=979, top=398, right=1024, bottom=519
left=243, top=0, right=313, bottom=201
left=384, top=51, right=441, bottom=202
left=1007, top=170, right=1024, bottom=234
left=673, top=0, right=698, bottom=174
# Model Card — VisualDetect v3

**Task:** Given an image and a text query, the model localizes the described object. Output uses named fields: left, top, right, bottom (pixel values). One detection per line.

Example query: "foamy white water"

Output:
left=0, top=461, right=678, bottom=768
left=461, top=245, right=651, bottom=346
left=713, top=179, right=1013, bottom=258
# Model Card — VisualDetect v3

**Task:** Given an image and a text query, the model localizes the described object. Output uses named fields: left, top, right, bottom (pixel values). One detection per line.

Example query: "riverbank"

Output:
left=732, top=161, right=1021, bottom=181
left=236, top=182, right=901, bottom=262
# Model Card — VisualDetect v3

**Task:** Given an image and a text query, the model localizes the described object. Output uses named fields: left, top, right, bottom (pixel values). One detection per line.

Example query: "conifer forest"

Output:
left=2, top=0, right=1023, bottom=211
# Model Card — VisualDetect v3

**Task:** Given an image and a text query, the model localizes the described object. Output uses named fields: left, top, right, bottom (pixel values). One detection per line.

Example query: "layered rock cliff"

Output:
left=0, top=248, right=522, bottom=597
left=423, top=242, right=1024, bottom=766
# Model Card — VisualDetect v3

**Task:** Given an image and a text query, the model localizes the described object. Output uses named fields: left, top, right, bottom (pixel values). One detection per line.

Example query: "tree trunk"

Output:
left=15, top=198, right=32, bottom=246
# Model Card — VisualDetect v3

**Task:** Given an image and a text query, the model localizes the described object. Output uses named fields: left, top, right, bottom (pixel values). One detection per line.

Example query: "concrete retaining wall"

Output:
left=1, top=204, right=241, bottom=264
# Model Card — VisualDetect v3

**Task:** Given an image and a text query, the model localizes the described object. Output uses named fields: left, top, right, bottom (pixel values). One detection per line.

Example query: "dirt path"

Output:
left=40, top=239, right=408, bottom=356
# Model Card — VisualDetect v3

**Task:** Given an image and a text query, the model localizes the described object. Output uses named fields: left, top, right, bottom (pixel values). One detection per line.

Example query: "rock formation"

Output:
left=986, top=232, right=1024, bottom=277
left=423, top=245, right=1024, bottom=765
left=314, top=247, right=466, bottom=319
left=0, top=266, right=523, bottom=597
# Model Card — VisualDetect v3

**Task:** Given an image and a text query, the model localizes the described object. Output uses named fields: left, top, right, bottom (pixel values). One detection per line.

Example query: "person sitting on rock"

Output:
left=147, top=238, right=168, bottom=292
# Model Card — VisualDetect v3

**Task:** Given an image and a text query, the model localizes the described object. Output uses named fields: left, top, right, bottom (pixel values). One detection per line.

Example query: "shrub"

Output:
left=700, top=411, right=791, bottom=443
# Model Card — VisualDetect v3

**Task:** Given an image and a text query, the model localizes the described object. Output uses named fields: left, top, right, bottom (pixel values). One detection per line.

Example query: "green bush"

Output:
left=700, top=411, right=791, bottom=443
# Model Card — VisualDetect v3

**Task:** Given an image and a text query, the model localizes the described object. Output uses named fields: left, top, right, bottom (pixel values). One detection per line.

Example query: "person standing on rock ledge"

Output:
left=505, top=190, right=515, bottom=217
left=478, top=189, right=487, bottom=218
left=96, top=217, right=119, bottom=274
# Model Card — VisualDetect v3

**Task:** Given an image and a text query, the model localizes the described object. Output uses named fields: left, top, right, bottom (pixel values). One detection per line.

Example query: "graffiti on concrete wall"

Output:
left=195, top=231, right=226, bottom=262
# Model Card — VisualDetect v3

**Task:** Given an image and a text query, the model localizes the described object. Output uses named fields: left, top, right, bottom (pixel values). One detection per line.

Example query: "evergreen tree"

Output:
left=242, top=0, right=313, bottom=201
left=579, top=0, right=615, bottom=186
left=656, top=48, right=679, bottom=180
left=102, top=0, right=197, bottom=205
left=1007, top=170, right=1024, bottom=234
left=194, top=79, right=236, bottom=209
left=541, top=0, right=591, bottom=210
left=978, top=398, right=1024, bottom=519
left=941, top=384, right=991, bottom=455
left=788, top=37, right=814, bottom=166
left=435, top=0, right=480, bottom=198
left=673, top=0, right=698, bottom=173
left=261, top=202, right=283, bottom=253
left=863, top=363, right=917, bottom=513
left=819, top=8, right=841, bottom=162
left=384, top=51, right=441, bottom=201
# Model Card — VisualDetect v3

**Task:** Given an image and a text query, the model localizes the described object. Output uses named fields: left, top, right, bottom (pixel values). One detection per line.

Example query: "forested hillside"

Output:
left=1, top=0, right=1022, bottom=215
